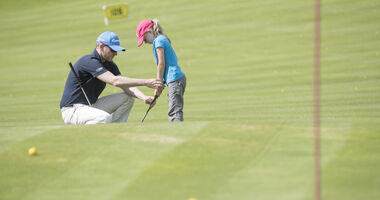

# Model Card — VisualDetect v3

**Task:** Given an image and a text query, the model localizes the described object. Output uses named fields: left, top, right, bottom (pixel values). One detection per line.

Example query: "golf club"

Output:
left=68, top=62, right=92, bottom=106
left=141, top=95, right=158, bottom=122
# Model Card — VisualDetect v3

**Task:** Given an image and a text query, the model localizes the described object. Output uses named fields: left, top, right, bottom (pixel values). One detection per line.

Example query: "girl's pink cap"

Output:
left=136, top=20, right=153, bottom=47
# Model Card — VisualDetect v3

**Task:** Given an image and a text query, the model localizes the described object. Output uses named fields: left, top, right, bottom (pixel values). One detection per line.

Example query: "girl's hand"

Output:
left=154, top=88, right=163, bottom=97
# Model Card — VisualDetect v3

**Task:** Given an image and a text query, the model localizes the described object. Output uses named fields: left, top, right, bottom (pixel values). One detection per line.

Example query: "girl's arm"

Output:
left=155, top=47, right=166, bottom=97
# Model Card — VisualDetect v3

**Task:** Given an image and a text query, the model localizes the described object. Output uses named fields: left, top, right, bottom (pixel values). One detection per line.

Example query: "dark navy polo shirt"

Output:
left=60, top=49, right=121, bottom=108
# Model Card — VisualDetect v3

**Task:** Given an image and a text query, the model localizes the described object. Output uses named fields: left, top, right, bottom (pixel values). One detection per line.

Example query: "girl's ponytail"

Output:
left=152, top=19, right=171, bottom=43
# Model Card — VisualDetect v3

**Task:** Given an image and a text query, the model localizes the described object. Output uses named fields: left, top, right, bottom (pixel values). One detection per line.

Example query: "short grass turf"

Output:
left=0, top=0, right=380, bottom=199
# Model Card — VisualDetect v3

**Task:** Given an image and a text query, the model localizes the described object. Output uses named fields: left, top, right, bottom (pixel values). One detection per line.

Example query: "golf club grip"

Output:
left=146, top=95, right=158, bottom=113
left=151, top=95, right=158, bottom=105
left=69, top=62, right=81, bottom=84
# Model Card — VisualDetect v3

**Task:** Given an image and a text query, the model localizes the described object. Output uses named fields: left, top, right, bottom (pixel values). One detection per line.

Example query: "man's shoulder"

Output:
left=77, top=49, right=100, bottom=63
left=77, top=54, right=102, bottom=68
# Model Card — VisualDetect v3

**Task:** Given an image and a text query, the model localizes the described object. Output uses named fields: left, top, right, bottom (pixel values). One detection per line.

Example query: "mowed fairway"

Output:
left=1, top=0, right=380, bottom=199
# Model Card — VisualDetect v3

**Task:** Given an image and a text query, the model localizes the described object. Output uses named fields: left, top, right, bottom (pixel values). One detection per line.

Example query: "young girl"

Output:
left=136, top=19, right=186, bottom=122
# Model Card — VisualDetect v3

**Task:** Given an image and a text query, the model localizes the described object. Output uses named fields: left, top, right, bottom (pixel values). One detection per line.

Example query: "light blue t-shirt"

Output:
left=153, top=34, right=185, bottom=85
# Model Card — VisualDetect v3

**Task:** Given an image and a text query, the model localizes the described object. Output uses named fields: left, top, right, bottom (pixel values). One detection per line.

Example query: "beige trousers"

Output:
left=61, top=92, right=135, bottom=125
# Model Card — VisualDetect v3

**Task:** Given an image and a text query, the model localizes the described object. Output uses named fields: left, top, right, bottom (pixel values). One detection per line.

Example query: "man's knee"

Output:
left=121, top=93, right=134, bottom=102
left=127, top=96, right=135, bottom=105
left=121, top=94, right=135, bottom=108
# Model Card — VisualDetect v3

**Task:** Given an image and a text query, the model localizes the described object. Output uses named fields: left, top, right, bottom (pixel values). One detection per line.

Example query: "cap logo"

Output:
left=97, top=31, right=125, bottom=51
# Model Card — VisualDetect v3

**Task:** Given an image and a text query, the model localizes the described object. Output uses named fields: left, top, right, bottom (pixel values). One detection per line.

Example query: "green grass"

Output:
left=0, top=0, right=379, bottom=199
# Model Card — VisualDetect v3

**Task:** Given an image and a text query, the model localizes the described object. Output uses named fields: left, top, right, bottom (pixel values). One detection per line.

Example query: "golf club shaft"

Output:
left=141, top=95, right=158, bottom=122
left=69, top=62, right=92, bottom=106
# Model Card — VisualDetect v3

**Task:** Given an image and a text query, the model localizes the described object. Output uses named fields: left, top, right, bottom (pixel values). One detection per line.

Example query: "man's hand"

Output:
left=146, top=79, right=164, bottom=90
left=144, top=96, right=157, bottom=107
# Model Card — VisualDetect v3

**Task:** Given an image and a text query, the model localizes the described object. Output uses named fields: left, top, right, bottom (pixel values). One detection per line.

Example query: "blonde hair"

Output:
left=152, top=19, right=171, bottom=43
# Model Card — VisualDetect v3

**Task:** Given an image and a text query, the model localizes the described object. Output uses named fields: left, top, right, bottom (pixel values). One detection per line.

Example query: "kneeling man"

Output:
left=60, top=31, right=164, bottom=124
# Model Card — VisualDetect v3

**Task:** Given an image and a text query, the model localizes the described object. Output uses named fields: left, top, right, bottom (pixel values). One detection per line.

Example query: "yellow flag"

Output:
left=102, top=3, right=129, bottom=25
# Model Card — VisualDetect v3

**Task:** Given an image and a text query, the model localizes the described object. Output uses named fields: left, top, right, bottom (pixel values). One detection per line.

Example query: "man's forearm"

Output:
left=98, top=72, right=163, bottom=90
left=114, top=76, right=148, bottom=88
left=122, top=87, right=146, bottom=101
